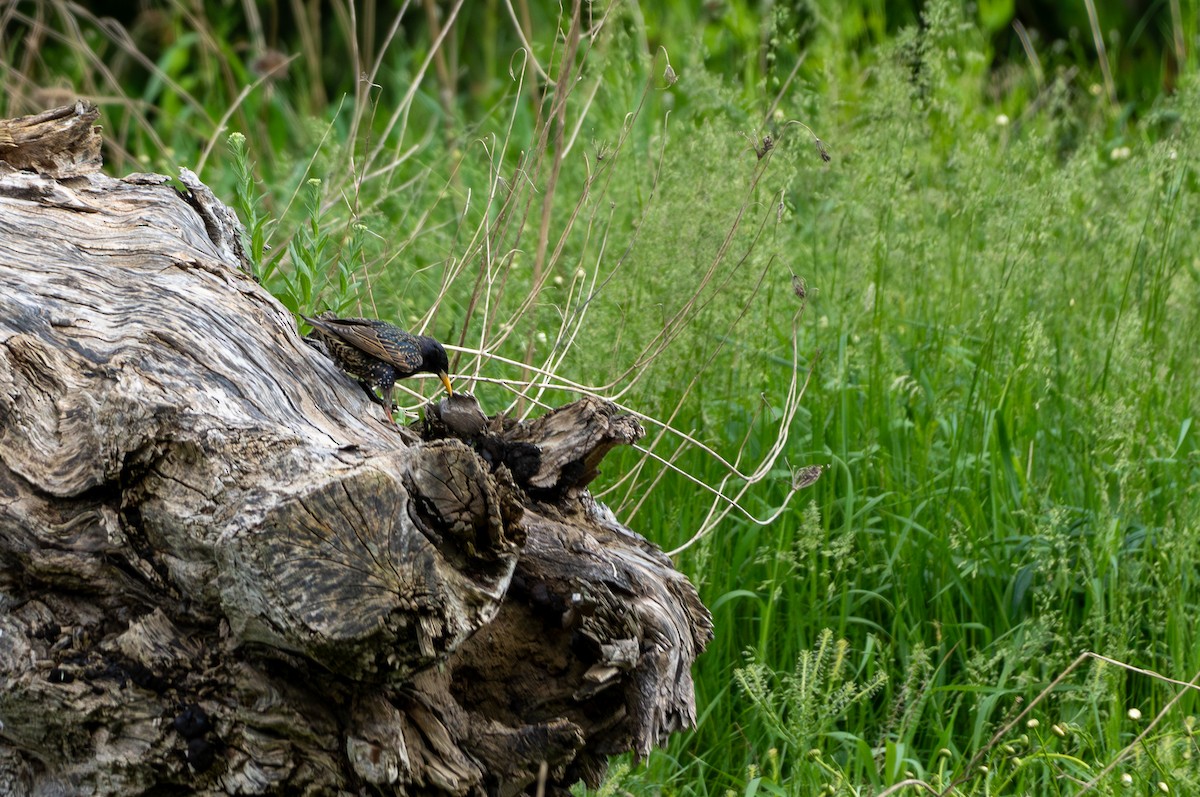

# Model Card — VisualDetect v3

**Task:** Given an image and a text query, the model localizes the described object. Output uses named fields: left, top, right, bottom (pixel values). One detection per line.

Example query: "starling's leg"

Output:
left=357, top=381, right=387, bottom=407
left=380, top=385, right=397, bottom=424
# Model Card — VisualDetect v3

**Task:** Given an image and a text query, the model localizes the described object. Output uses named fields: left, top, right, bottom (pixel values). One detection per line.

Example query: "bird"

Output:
left=302, top=313, right=452, bottom=423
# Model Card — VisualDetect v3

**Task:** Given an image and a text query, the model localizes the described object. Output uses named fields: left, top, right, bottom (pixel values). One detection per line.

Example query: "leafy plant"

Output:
left=736, top=629, right=888, bottom=760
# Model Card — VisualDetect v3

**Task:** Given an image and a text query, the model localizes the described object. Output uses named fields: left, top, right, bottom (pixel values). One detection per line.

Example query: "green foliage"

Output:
left=226, top=132, right=278, bottom=281
left=9, top=2, right=1200, bottom=796
left=734, top=629, right=888, bottom=766
left=273, top=177, right=364, bottom=315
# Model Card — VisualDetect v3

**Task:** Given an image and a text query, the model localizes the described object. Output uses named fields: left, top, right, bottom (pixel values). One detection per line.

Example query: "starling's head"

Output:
left=418, top=336, right=453, bottom=395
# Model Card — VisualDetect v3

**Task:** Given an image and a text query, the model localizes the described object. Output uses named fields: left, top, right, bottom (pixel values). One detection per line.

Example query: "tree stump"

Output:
left=0, top=103, right=712, bottom=796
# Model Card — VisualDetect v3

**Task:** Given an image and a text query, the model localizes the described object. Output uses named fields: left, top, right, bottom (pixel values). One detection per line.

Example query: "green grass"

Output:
left=625, top=18, right=1200, bottom=793
left=6, top=1, right=1200, bottom=794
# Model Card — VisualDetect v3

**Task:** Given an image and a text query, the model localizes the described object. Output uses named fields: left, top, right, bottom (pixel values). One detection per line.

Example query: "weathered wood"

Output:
left=0, top=102, right=712, bottom=796
left=0, top=100, right=102, bottom=177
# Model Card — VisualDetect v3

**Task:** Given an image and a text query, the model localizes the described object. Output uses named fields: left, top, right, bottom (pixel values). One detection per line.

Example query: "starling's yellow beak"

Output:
left=439, top=371, right=453, bottom=396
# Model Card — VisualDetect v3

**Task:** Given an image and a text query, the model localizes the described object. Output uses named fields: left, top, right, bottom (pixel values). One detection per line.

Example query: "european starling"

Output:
left=303, top=313, right=453, bottom=423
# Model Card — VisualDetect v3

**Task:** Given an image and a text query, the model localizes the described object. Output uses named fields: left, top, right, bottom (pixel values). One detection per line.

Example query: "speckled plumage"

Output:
left=303, top=313, right=452, bottom=422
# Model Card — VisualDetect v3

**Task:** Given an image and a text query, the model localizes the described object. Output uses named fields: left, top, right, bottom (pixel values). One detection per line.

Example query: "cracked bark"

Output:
left=0, top=103, right=712, bottom=796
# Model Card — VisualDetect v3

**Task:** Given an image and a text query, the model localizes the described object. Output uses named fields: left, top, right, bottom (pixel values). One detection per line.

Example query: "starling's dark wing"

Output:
left=365, top=326, right=424, bottom=373
left=303, top=315, right=424, bottom=373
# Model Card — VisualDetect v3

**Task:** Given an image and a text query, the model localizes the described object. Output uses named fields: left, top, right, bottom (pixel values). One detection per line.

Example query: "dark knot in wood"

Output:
left=423, top=393, right=645, bottom=499
left=405, top=438, right=526, bottom=564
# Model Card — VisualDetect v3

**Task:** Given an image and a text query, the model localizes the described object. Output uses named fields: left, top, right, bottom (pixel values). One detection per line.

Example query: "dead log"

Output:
left=0, top=103, right=712, bottom=796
